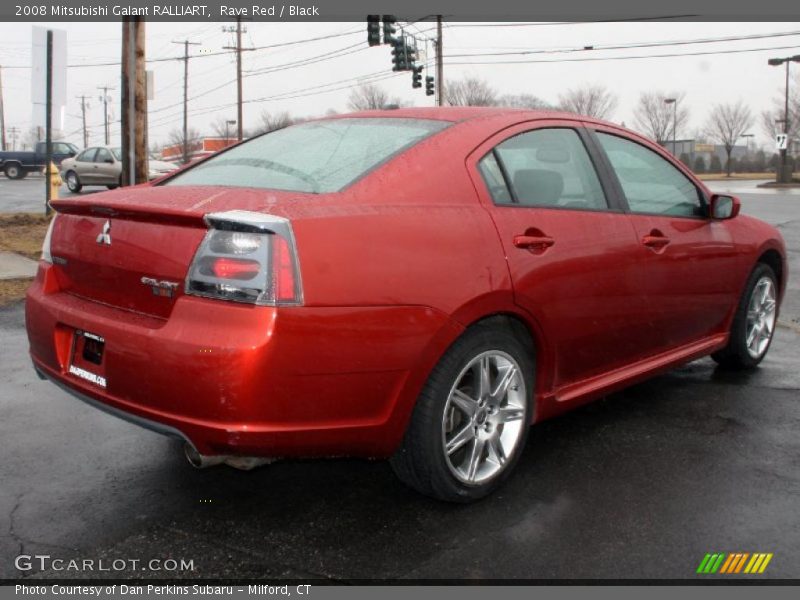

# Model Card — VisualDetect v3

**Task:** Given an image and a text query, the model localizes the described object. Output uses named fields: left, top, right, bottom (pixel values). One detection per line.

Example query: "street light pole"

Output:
left=768, top=54, right=800, bottom=183
left=664, top=97, right=677, bottom=155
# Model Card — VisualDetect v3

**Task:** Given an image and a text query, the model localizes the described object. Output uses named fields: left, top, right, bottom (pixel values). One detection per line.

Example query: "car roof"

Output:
left=338, top=106, right=614, bottom=127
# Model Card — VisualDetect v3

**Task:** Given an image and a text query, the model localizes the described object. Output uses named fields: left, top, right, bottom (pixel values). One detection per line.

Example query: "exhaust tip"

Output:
left=183, top=443, right=205, bottom=468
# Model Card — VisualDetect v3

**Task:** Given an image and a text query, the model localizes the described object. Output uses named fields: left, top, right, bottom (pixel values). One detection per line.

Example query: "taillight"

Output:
left=41, top=215, right=57, bottom=264
left=185, top=210, right=302, bottom=306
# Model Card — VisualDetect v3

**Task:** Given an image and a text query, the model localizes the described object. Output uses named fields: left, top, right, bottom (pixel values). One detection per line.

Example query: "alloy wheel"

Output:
left=745, top=276, right=777, bottom=359
left=441, top=350, right=526, bottom=485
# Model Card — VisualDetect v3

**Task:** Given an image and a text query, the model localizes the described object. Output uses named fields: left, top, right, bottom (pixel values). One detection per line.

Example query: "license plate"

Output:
left=68, top=330, right=107, bottom=388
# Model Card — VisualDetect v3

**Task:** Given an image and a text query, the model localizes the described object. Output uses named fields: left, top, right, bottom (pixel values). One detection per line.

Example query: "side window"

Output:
left=95, top=148, right=112, bottom=163
left=596, top=133, right=704, bottom=217
left=53, top=143, right=69, bottom=154
left=480, top=128, right=609, bottom=210
left=77, top=149, right=96, bottom=162
left=478, top=153, right=512, bottom=204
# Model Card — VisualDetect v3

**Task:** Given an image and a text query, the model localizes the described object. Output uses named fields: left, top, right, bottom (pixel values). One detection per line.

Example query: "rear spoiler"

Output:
left=50, top=198, right=208, bottom=228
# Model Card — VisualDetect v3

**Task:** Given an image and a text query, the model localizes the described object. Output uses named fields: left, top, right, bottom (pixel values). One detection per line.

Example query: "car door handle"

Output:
left=513, top=235, right=555, bottom=251
left=641, top=233, right=670, bottom=250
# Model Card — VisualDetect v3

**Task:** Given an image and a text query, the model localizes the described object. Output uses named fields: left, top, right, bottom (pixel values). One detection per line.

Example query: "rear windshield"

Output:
left=163, top=117, right=449, bottom=194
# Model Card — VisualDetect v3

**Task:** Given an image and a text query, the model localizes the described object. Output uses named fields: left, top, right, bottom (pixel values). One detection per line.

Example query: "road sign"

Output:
left=776, top=133, right=788, bottom=150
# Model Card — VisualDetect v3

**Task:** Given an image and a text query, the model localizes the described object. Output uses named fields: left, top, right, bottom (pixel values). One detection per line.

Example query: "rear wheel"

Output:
left=3, top=163, right=25, bottom=179
left=65, top=170, right=82, bottom=193
left=712, top=263, right=778, bottom=369
left=390, top=321, right=533, bottom=502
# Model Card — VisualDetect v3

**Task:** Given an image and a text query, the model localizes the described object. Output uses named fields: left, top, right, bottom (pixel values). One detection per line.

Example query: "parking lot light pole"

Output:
left=740, top=133, right=755, bottom=158
left=768, top=55, right=800, bottom=183
left=664, top=98, right=677, bottom=155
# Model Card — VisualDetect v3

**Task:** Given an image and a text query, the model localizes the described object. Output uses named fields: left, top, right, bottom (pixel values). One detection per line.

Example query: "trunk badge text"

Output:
left=96, top=220, right=112, bottom=246
left=141, top=277, right=180, bottom=298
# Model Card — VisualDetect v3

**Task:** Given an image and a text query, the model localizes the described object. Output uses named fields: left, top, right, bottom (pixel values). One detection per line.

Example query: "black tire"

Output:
left=390, top=319, right=534, bottom=502
left=106, top=184, right=119, bottom=190
left=712, top=263, right=778, bottom=369
left=3, top=163, right=25, bottom=179
left=65, top=170, right=82, bottom=193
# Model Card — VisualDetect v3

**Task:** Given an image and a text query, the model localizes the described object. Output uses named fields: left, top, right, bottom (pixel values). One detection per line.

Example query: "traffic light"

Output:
left=406, top=44, right=418, bottom=67
left=367, top=15, right=380, bottom=46
left=412, top=66, right=423, bottom=88
left=391, top=38, right=409, bottom=71
left=382, top=15, right=397, bottom=45
left=425, top=75, right=435, bottom=96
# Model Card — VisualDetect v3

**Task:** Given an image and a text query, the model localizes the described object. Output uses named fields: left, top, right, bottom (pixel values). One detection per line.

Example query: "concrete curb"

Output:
left=0, top=251, right=38, bottom=280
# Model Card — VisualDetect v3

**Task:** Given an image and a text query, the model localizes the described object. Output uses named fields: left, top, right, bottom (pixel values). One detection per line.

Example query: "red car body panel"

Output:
left=25, top=108, right=787, bottom=459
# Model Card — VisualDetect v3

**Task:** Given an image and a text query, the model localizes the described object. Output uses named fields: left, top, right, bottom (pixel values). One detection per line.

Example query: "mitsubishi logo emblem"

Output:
left=96, top=220, right=112, bottom=245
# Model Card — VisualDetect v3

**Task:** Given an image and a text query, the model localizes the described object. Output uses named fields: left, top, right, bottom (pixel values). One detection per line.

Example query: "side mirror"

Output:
left=104, top=158, right=114, bottom=164
left=710, top=194, right=740, bottom=220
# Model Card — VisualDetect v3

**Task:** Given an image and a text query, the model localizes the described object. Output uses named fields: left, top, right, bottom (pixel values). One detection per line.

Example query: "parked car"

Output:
left=0, top=141, right=78, bottom=179
left=60, top=146, right=179, bottom=192
left=26, top=108, right=786, bottom=502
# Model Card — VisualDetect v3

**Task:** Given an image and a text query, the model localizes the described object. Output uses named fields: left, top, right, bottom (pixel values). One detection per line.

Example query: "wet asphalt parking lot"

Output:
left=1, top=179, right=799, bottom=580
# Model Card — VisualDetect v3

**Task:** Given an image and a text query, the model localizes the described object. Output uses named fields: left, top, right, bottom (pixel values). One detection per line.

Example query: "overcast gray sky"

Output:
left=1, top=20, right=798, bottom=150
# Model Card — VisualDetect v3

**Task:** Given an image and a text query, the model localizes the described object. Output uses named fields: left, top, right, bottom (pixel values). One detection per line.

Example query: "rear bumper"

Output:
left=26, top=263, right=459, bottom=458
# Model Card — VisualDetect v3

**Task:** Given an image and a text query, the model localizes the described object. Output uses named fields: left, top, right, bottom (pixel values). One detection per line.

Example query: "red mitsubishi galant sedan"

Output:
left=26, top=108, right=786, bottom=501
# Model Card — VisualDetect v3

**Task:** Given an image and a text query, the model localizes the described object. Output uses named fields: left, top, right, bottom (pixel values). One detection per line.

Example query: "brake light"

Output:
left=185, top=210, right=302, bottom=306
left=204, top=257, right=261, bottom=280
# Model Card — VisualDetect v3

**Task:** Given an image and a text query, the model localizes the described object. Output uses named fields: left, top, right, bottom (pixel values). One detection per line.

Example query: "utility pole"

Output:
left=223, top=18, right=252, bottom=141
left=0, top=65, right=6, bottom=151
left=76, top=95, right=89, bottom=148
left=97, top=84, right=114, bottom=145
left=172, top=39, right=201, bottom=164
left=435, top=15, right=444, bottom=106
left=45, top=30, right=53, bottom=216
left=121, top=17, right=148, bottom=186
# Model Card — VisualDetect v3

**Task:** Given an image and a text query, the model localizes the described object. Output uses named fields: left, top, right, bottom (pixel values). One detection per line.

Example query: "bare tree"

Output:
left=251, top=111, right=295, bottom=135
left=167, top=127, right=201, bottom=165
left=445, top=76, right=497, bottom=107
left=633, top=91, right=690, bottom=143
left=347, top=83, right=399, bottom=111
left=558, top=84, right=618, bottom=120
left=705, top=100, right=754, bottom=176
left=496, top=93, right=552, bottom=109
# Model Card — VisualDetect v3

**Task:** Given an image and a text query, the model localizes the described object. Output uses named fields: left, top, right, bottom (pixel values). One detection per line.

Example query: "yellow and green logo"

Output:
left=697, top=553, right=773, bottom=574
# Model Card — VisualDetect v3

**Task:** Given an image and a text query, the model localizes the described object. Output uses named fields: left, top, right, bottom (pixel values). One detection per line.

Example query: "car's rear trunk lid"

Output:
left=48, top=185, right=313, bottom=318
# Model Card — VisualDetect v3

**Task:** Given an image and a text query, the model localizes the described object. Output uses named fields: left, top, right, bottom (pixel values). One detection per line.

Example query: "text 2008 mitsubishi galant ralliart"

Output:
left=26, top=108, right=787, bottom=502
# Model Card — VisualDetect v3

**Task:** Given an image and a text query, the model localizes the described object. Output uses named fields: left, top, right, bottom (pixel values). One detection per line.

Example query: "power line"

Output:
left=445, top=29, right=800, bottom=58
left=443, top=42, right=800, bottom=66
left=0, top=27, right=367, bottom=70
left=445, top=15, right=699, bottom=28
left=147, top=40, right=370, bottom=117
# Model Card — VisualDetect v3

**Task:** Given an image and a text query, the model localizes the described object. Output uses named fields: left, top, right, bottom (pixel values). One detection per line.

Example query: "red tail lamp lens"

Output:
left=273, top=235, right=296, bottom=302
left=209, top=257, right=261, bottom=280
